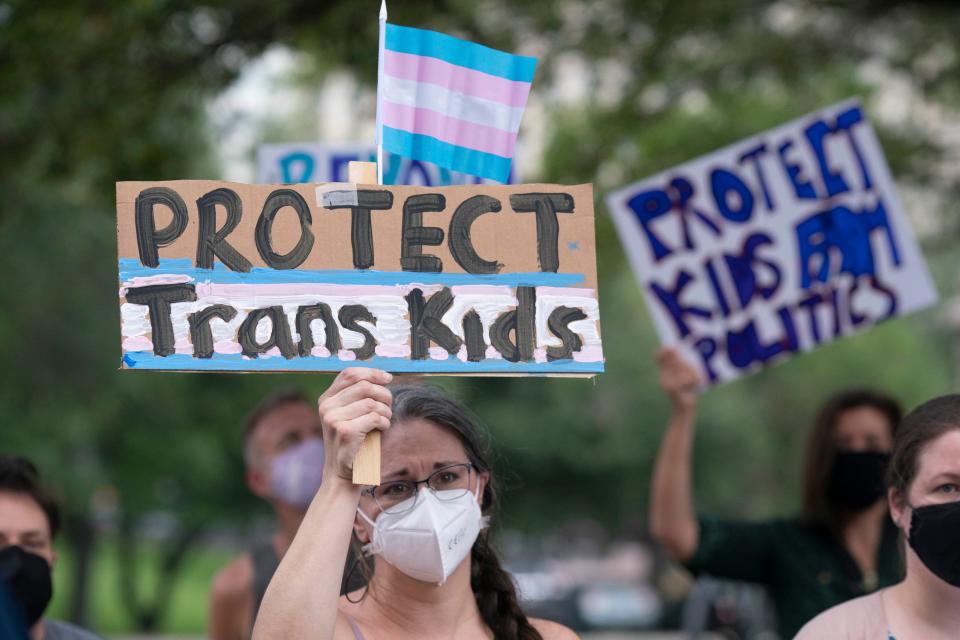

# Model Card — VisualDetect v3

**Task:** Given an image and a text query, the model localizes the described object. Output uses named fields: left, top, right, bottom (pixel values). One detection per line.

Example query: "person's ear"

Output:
left=49, top=548, right=58, bottom=568
left=354, top=506, right=375, bottom=545
left=477, top=471, right=491, bottom=505
left=246, top=466, right=271, bottom=499
left=888, top=486, right=907, bottom=529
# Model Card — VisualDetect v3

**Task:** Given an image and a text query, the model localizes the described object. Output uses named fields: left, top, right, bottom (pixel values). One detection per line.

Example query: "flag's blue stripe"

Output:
left=385, top=23, right=536, bottom=83
left=118, top=259, right=584, bottom=288
left=122, top=352, right=603, bottom=374
left=381, top=126, right=512, bottom=183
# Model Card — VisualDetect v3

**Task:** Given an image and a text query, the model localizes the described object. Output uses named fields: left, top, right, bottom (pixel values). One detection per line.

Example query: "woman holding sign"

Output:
left=252, top=368, right=576, bottom=640
left=795, top=394, right=960, bottom=639
left=649, top=348, right=903, bottom=638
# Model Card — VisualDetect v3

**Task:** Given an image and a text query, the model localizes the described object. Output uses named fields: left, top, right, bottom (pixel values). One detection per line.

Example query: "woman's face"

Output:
left=354, top=417, right=488, bottom=543
left=832, top=406, right=894, bottom=453
left=891, top=429, right=960, bottom=528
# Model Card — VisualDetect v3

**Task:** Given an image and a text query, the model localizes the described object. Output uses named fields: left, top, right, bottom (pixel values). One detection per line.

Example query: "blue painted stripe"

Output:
left=118, top=259, right=585, bottom=288
left=385, top=24, right=536, bottom=83
left=381, top=126, right=512, bottom=183
left=122, top=352, right=604, bottom=374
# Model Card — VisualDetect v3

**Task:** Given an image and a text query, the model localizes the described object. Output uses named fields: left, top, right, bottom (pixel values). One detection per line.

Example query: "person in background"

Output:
left=796, top=394, right=960, bottom=639
left=209, top=389, right=362, bottom=640
left=0, top=454, right=101, bottom=640
left=649, top=348, right=903, bottom=638
left=252, top=368, right=577, bottom=639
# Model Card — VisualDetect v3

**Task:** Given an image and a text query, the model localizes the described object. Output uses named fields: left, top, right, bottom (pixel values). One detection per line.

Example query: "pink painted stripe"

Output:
left=381, top=101, right=517, bottom=158
left=450, top=285, right=513, bottom=296
left=384, top=50, right=531, bottom=107
left=197, top=283, right=409, bottom=298
left=535, top=287, right=597, bottom=298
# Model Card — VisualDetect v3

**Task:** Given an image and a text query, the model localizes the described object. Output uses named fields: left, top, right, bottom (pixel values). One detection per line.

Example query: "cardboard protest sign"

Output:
left=606, top=99, right=937, bottom=385
left=257, top=144, right=519, bottom=185
left=117, top=181, right=603, bottom=374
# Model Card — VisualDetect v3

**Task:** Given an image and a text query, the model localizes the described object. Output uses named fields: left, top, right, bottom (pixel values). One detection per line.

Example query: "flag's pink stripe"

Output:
left=381, top=101, right=517, bottom=158
left=384, top=50, right=531, bottom=108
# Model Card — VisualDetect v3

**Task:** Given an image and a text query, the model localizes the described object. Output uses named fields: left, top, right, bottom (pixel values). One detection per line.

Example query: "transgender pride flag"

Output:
left=375, top=9, right=536, bottom=183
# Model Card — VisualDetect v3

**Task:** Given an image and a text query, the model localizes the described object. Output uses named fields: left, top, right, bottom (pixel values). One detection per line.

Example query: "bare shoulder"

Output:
left=795, top=592, right=887, bottom=640
left=210, top=554, right=254, bottom=602
left=530, top=618, right=580, bottom=640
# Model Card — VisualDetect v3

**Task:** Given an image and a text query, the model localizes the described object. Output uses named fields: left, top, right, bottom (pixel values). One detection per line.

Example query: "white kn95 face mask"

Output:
left=357, top=486, right=488, bottom=585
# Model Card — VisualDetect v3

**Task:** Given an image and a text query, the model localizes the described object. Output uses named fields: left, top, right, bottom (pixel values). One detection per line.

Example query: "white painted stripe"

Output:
left=381, top=74, right=525, bottom=134
left=120, top=285, right=604, bottom=362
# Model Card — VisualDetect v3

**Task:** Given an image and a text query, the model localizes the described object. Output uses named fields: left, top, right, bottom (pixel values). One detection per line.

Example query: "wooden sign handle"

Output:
left=347, top=161, right=382, bottom=486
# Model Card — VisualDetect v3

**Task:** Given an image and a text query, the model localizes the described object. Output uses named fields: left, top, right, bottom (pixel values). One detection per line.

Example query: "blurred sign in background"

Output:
left=257, top=143, right=520, bottom=184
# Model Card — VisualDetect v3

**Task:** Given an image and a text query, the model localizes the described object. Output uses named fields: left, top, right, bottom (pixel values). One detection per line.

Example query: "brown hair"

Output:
left=887, top=394, right=960, bottom=504
left=241, top=388, right=310, bottom=466
left=802, top=388, right=902, bottom=528
left=348, top=384, right=543, bottom=640
left=0, top=455, right=61, bottom=539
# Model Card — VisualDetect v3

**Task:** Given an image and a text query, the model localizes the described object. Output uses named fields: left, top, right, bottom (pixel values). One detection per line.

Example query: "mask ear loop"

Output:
left=472, top=480, right=491, bottom=530
left=356, top=506, right=379, bottom=556
left=343, top=553, right=369, bottom=604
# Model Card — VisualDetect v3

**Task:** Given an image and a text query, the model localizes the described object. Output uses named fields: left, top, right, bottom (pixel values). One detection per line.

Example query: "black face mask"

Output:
left=908, top=500, right=960, bottom=587
left=827, top=451, right=890, bottom=512
left=0, top=545, right=53, bottom=628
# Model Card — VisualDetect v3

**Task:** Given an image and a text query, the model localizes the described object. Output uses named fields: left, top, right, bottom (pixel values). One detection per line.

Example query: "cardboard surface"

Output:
left=117, top=181, right=603, bottom=374
left=606, top=99, right=937, bottom=385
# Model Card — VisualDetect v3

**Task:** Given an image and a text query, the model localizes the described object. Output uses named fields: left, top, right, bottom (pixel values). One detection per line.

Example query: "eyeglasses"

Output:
left=362, top=463, right=475, bottom=515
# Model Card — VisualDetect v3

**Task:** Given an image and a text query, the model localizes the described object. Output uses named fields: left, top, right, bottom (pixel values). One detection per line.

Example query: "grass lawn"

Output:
left=47, top=538, right=236, bottom=634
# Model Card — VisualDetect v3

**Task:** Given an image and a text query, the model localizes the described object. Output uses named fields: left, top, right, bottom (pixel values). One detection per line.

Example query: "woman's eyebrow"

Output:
left=433, top=460, right=462, bottom=469
left=929, top=471, right=960, bottom=484
left=382, top=468, right=410, bottom=480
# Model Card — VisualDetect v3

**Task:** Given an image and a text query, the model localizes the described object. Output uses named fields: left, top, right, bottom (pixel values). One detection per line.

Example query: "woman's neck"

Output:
left=363, top=559, right=487, bottom=637
left=889, top=553, right=960, bottom=636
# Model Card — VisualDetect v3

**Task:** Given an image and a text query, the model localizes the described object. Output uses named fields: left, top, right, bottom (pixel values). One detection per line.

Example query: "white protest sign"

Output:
left=257, top=143, right=519, bottom=185
left=606, top=99, right=938, bottom=385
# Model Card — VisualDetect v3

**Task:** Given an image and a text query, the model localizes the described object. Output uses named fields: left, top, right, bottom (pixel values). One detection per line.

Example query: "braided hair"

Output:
left=349, top=384, right=543, bottom=640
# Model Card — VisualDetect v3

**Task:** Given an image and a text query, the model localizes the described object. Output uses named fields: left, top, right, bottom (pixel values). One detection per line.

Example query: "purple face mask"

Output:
left=269, top=438, right=325, bottom=509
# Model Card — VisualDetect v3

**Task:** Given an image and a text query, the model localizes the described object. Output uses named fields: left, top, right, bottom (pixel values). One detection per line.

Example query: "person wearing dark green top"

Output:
left=649, top=348, right=904, bottom=639
left=689, top=516, right=901, bottom=637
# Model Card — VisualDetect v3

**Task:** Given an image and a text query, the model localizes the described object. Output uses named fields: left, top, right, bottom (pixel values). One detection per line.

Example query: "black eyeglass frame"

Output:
left=360, top=462, right=477, bottom=513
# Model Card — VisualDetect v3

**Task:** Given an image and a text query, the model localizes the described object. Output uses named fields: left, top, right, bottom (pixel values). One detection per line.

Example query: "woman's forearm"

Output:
left=252, top=476, right=362, bottom=640
left=649, top=404, right=700, bottom=562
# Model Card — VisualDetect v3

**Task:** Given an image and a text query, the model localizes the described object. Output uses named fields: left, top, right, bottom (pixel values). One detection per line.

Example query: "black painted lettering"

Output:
left=462, top=309, right=486, bottom=362
left=296, top=303, right=341, bottom=357
left=401, top=194, right=445, bottom=272
left=188, top=304, right=237, bottom=358
left=135, top=187, right=189, bottom=268
left=449, top=195, right=503, bottom=274
left=338, top=305, right=377, bottom=360
left=322, top=189, right=394, bottom=269
left=509, top=193, right=575, bottom=273
left=546, top=306, right=587, bottom=361
left=196, top=188, right=252, bottom=271
left=405, top=287, right=463, bottom=360
left=238, top=307, right=296, bottom=359
left=255, top=189, right=314, bottom=270
left=125, top=283, right=197, bottom=356
left=490, top=286, right=536, bottom=362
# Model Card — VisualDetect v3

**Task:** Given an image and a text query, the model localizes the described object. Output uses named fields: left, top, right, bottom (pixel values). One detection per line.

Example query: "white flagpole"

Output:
left=376, top=0, right=387, bottom=185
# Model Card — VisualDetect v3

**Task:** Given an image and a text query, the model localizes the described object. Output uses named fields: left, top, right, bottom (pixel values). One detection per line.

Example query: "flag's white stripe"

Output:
left=381, top=74, right=525, bottom=134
